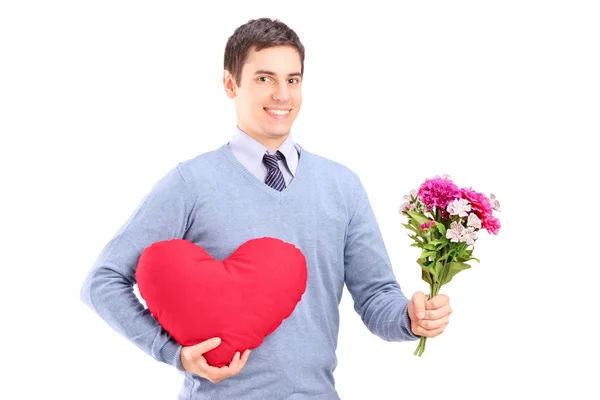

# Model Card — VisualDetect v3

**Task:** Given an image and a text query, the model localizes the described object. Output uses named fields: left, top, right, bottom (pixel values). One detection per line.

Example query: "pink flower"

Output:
left=418, top=176, right=461, bottom=212
left=485, top=215, right=501, bottom=235
left=419, top=221, right=436, bottom=232
left=460, top=187, right=501, bottom=235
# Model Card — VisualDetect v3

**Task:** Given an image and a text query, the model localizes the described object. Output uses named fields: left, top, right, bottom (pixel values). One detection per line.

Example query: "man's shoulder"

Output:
left=301, top=146, right=361, bottom=183
left=170, top=145, right=227, bottom=183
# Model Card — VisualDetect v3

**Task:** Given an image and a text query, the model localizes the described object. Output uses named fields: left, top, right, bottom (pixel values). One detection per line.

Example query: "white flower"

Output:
left=490, top=193, right=501, bottom=211
left=467, top=213, right=482, bottom=229
left=447, top=198, right=471, bottom=217
left=399, top=202, right=416, bottom=215
left=460, top=227, right=478, bottom=245
left=403, top=189, right=418, bottom=202
left=446, top=221, right=465, bottom=243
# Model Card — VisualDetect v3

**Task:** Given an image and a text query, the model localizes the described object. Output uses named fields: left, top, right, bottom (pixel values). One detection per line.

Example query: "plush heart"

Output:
left=135, top=237, right=307, bottom=367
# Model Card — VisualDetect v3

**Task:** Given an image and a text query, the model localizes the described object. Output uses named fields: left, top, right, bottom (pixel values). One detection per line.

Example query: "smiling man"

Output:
left=226, top=45, right=303, bottom=149
left=80, top=17, right=453, bottom=400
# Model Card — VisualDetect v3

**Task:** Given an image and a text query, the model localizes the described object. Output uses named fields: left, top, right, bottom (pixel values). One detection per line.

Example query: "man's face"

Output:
left=224, top=45, right=303, bottom=146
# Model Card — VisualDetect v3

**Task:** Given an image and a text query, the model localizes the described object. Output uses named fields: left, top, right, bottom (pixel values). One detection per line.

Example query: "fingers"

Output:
left=425, top=294, right=450, bottom=310
left=422, top=303, right=453, bottom=320
left=188, top=337, right=222, bottom=360
left=198, top=362, right=234, bottom=383
left=238, top=349, right=251, bottom=372
left=418, top=314, right=449, bottom=330
left=410, top=293, right=452, bottom=337
left=229, top=351, right=241, bottom=373
left=198, top=350, right=251, bottom=383
left=414, top=324, right=447, bottom=338
left=411, top=291, right=428, bottom=319
left=228, top=349, right=251, bottom=375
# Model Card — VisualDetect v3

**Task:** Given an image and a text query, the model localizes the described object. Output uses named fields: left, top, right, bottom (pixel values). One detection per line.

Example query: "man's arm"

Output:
left=80, top=165, right=195, bottom=371
left=343, top=177, right=420, bottom=342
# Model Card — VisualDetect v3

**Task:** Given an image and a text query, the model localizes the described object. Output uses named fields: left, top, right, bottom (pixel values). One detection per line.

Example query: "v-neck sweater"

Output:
left=80, top=143, right=418, bottom=400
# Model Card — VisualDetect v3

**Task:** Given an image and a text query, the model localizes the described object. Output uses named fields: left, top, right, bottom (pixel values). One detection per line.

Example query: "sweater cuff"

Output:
left=159, top=339, right=186, bottom=372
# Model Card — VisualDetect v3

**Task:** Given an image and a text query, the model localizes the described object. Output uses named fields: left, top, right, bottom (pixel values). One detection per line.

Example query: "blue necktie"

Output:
left=263, top=151, right=286, bottom=191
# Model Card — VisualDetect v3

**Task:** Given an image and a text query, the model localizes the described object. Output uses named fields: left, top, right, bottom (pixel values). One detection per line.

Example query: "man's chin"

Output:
left=262, top=127, right=291, bottom=138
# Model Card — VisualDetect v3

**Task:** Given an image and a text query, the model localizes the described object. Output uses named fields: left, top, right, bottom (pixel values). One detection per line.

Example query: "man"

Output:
left=80, top=17, right=452, bottom=399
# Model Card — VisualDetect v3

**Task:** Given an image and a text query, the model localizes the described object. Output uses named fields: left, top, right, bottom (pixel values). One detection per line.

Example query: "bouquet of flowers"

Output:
left=399, top=175, right=501, bottom=356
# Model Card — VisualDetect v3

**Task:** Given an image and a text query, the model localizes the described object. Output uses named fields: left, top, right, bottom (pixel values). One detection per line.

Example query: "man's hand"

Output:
left=180, top=337, right=251, bottom=383
left=408, top=291, right=452, bottom=338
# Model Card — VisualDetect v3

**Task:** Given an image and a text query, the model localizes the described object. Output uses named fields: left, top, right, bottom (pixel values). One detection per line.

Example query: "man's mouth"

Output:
left=264, top=107, right=291, bottom=117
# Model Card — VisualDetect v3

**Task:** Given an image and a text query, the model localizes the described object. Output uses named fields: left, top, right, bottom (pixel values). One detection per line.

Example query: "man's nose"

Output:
left=272, top=82, right=290, bottom=102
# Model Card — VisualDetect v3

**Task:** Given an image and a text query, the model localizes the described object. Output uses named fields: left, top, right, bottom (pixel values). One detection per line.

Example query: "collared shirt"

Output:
left=227, top=126, right=299, bottom=186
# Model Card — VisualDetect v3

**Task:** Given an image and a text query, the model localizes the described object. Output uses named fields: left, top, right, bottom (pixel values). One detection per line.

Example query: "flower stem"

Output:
left=414, top=269, right=444, bottom=357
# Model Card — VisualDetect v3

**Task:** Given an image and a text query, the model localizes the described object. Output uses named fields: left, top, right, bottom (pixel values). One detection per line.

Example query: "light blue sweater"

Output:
left=80, top=142, right=419, bottom=399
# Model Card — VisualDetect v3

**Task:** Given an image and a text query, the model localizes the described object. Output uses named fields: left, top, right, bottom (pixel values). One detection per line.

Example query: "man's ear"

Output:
left=223, top=70, right=237, bottom=99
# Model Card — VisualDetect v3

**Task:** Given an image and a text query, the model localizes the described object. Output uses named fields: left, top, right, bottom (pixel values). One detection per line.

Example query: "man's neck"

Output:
left=240, top=129, right=289, bottom=151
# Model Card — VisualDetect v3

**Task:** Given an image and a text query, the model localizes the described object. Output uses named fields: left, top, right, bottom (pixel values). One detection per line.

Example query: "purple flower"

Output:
left=419, top=221, right=437, bottom=232
left=418, top=176, right=461, bottom=212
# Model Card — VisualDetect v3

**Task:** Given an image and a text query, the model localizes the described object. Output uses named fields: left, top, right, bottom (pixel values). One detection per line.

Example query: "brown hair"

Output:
left=224, top=18, right=305, bottom=86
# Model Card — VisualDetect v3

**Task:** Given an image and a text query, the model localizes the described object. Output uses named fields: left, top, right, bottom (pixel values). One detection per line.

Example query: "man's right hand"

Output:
left=180, top=337, right=251, bottom=383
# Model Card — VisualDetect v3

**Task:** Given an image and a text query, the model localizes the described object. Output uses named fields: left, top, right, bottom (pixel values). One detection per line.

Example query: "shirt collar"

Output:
left=229, top=126, right=299, bottom=176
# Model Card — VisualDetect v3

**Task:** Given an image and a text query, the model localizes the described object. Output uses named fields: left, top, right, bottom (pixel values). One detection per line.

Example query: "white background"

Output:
left=1, top=1, right=599, bottom=399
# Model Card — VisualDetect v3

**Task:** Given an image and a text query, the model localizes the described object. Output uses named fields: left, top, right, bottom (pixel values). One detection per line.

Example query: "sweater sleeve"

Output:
left=79, top=165, right=195, bottom=372
left=343, top=179, right=420, bottom=342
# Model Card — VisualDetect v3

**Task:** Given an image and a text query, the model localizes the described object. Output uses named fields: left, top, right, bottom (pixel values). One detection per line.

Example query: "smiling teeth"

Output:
left=266, top=109, right=289, bottom=115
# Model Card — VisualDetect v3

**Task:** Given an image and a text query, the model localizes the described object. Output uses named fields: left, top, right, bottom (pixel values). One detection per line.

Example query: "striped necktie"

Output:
left=263, top=151, right=286, bottom=191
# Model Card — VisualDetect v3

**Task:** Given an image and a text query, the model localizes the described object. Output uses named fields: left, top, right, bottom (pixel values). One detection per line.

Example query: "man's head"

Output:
left=223, top=18, right=305, bottom=149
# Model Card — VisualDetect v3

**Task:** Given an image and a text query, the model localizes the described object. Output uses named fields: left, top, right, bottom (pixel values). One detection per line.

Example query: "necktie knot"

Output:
left=263, top=151, right=286, bottom=191
left=263, top=151, right=284, bottom=170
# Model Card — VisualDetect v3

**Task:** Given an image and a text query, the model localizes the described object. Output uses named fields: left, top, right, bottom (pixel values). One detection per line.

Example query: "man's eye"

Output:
left=288, top=78, right=299, bottom=84
left=258, top=77, right=270, bottom=82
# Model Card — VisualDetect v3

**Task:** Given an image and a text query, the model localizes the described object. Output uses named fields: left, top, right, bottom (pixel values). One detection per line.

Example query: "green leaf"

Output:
left=409, top=219, right=421, bottom=230
left=420, top=250, right=437, bottom=259
left=437, top=251, right=452, bottom=262
left=440, top=261, right=471, bottom=286
left=406, top=211, right=431, bottom=226
left=417, top=258, right=438, bottom=281
left=427, top=239, right=449, bottom=249
left=402, top=222, right=417, bottom=232
left=421, top=268, right=433, bottom=285
left=435, top=222, right=446, bottom=235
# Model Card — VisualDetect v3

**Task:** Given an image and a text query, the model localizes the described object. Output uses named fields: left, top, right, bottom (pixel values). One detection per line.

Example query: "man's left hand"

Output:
left=408, top=291, right=452, bottom=337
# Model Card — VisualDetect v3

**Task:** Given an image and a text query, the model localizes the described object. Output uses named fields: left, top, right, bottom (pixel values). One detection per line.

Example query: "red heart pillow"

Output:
left=135, top=237, right=307, bottom=367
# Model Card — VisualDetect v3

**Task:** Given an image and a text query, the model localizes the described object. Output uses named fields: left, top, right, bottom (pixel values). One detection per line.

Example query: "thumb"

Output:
left=187, top=337, right=222, bottom=360
left=412, top=291, right=426, bottom=320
